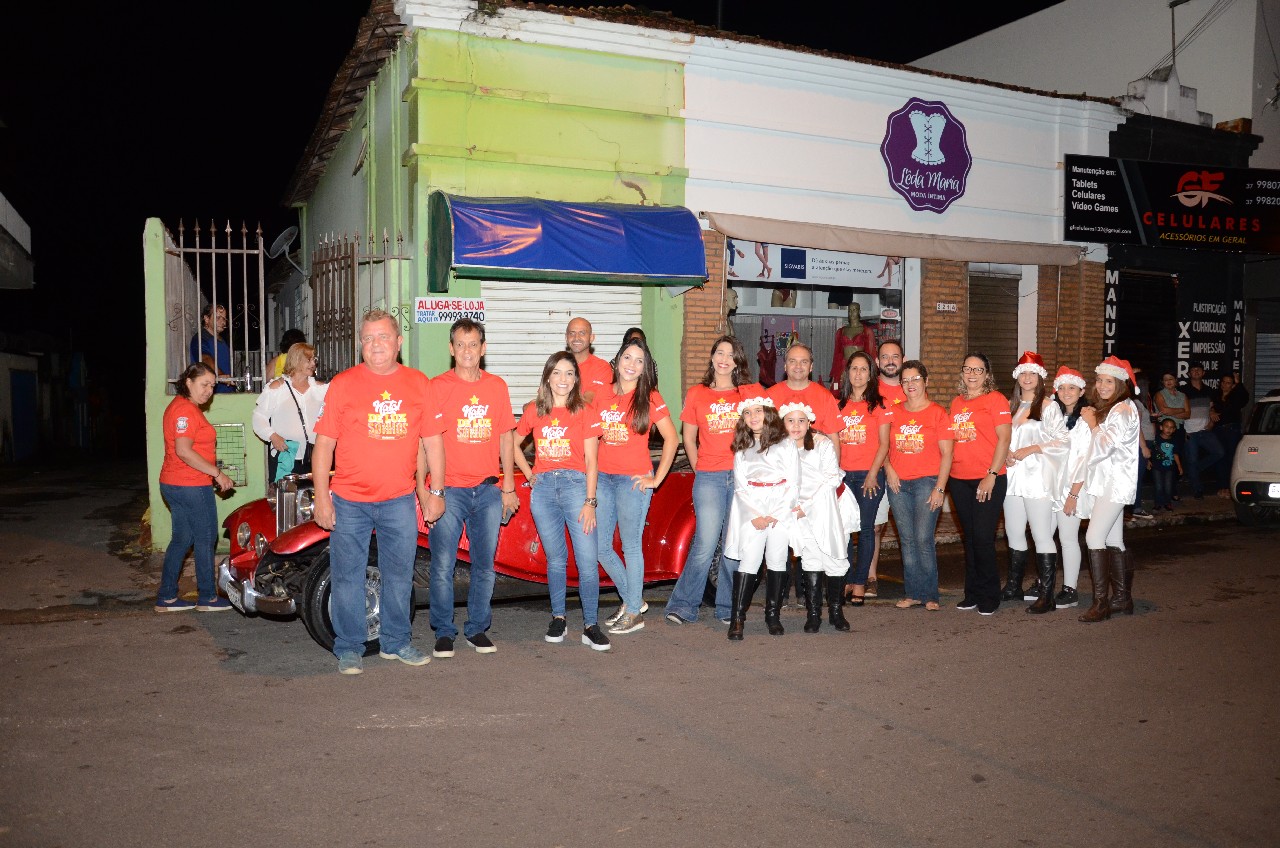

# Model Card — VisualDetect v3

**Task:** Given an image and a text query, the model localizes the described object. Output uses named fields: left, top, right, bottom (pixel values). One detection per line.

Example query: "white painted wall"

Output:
left=915, top=0, right=1280, bottom=168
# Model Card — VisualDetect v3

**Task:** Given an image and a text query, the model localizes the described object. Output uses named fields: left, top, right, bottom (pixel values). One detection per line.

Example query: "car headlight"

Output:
left=254, top=533, right=268, bottom=558
left=298, top=487, right=315, bottom=523
left=236, top=522, right=251, bottom=550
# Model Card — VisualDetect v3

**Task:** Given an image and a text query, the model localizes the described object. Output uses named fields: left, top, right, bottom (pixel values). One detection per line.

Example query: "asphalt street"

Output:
left=1, top=461, right=1276, bottom=848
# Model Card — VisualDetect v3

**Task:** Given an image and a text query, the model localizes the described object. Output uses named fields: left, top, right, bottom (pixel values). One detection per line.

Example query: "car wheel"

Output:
left=1234, top=501, right=1265, bottom=526
left=301, top=541, right=416, bottom=656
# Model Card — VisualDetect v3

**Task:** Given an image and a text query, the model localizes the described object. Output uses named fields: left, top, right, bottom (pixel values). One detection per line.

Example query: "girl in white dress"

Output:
left=782, top=402, right=857, bottom=634
left=1034, top=366, right=1092, bottom=612
left=1001, top=351, right=1055, bottom=602
left=1076, top=357, right=1143, bottom=623
left=723, top=396, right=798, bottom=640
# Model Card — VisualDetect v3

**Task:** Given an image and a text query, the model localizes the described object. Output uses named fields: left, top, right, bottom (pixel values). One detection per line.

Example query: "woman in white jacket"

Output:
left=782, top=402, right=857, bottom=634
left=251, top=343, right=327, bottom=481
left=1076, top=357, right=1143, bottom=623
left=1001, top=351, right=1055, bottom=603
left=723, top=397, right=798, bottom=640
left=1034, top=366, right=1092, bottom=613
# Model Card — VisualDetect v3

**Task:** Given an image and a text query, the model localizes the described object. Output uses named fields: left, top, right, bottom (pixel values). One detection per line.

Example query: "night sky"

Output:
left=0, top=1, right=1058, bottom=454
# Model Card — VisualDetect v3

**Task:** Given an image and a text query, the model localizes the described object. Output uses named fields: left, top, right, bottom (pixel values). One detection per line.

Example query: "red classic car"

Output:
left=218, top=471, right=700, bottom=653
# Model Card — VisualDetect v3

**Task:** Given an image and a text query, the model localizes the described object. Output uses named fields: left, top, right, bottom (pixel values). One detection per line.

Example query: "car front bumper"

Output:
left=218, top=557, right=296, bottom=616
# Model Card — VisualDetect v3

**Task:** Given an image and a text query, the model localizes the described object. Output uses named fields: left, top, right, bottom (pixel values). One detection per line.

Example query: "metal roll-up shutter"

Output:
left=480, top=280, right=644, bottom=413
left=967, top=273, right=1020, bottom=386
left=1255, top=334, right=1280, bottom=397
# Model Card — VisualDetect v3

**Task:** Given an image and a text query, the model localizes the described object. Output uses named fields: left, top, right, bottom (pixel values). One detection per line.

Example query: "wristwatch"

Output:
left=584, top=497, right=598, bottom=507
left=428, top=488, right=445, bottom=498
left=986, top=470, right=998, bottom=476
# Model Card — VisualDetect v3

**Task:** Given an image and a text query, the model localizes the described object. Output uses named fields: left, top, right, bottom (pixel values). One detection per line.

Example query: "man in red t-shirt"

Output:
left=565, top=317, right=614, bottom=403
left=423, top=319, right=518, bottom=658
left=312, top=310, right=436, bottom=674
left=765, top=343, right=841, bottom=435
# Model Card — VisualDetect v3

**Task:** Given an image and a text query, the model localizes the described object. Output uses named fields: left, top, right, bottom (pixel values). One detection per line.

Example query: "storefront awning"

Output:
left=429, top=193, right=708, bottom=293
left=703, top=212, right=1083, bottom=268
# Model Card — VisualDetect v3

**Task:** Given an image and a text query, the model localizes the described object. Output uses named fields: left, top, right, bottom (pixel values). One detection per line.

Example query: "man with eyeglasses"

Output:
left=311, top=309, right=439, bottom=675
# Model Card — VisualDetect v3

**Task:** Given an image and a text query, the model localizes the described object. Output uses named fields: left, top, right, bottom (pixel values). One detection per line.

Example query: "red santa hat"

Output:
left=1095, top=356, right=1139, bottom=394
left=1052, top=365, right=1086, bottom=391
left=1011, top=351, right=1048, bottom=380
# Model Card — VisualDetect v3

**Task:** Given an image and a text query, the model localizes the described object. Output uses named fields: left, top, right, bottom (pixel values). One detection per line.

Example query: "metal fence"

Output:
left=163, top=220, right=268, bottom=393
left=309, top=230, right=410, bottom=376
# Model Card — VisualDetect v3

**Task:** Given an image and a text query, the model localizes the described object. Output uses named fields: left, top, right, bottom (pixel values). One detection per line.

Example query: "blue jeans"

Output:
left=428, top=484, right=502, bottom=639
left=1215, top=423, right=1242, bottom=488
left=886, top=476, right=941, bottom=603
left=158, top=482, right=218, bottom=603
left=843, top=468, right=886, bottom=586
left=1135, top=440, right=1151, bottom=508
left=530, top=469, right=600, bottom=627
left=1184, top=430, right=1224, bottom=496
left=596, top=471, right=653, bottom=612
left=1152, top=464, right=1176, bottom=508
left=665, top=469, right=734, bottom=622
left=329, top=491, right=418, bottom=657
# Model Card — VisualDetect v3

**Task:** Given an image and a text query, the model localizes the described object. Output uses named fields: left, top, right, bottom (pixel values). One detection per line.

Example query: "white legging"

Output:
left=1004, top=495, right=1056, bottom=553
left=1055, top=511, right=1083, bottom=590
left=736, top=524, right=791, bottom=573
left=1084, top=498, right=1126, bottom=551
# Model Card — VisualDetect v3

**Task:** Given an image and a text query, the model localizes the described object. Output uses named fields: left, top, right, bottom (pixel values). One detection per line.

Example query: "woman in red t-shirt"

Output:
left=595, top=336, right=679, bottom=635
left=884, top=360, right=953, bottom=611
left=156, top=363, right=235, bottom=612
left=948, top=352, right=1012, bottom=615
left=836, top=350, right=892, bottom=605
left=514, top=352, right=610, bottom=651
left=664, top=335, right=761, bottom=625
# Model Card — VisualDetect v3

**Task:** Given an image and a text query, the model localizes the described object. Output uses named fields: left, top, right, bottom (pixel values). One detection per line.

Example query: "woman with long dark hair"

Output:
left=1042, top=366, right=1092, bottom=613
left=1076, top=357, right=1143, bottom=622
left=949, top=352, right=1012, bottom=616
left=665, top=335, right=760, bottom=625
left=596, top=335, right=679, bottom=635
left=514, top=352, right=610, bottom=650
left=835, top=350, right=891, bottom=606
left=156, top=362, right=235, bottom=612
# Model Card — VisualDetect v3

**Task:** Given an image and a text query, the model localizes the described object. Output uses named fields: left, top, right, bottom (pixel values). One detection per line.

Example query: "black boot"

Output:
left=764, top=570, right=786, bottom=636
left=1027, top=553, right=1058, bottom=614
left=1078, top=549, right=1111, bottom=623
left=802, top=571, right=823, bottom=633
left=1109, top=547, right=1134, bottom=615
left=1001, top=548, right=1028, bottom=601
left=726, top=570, right=759, bottom=641
left=826, top=575, right=851, bottom=631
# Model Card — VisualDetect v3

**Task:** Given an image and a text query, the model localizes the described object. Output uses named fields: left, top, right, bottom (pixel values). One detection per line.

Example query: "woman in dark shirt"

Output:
left=1212, top=373, right=1249, bottom=497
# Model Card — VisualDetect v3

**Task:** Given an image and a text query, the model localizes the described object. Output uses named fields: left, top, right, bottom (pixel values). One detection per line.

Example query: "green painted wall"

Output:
left=143, top=219, right=267, bottom=552
left=401, top=29, right=689, bottom=417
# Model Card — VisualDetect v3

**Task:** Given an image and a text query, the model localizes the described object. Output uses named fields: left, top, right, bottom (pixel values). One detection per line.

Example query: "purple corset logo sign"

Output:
left=881, top=97, right=972, bottom=214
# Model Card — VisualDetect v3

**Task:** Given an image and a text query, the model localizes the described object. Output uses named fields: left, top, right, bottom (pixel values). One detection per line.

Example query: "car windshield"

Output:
left=1246, top=401, right=1280, bottom=435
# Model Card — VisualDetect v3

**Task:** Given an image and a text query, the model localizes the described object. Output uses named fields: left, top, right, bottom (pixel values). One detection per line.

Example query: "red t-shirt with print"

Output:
left=576, top=355, right=614, bottom=402
left=314, top=363, right=432, bottom=502
left=424, top=370, right=517, bottom=489
left=766, top=381, right=841, bottom=434
left=949, top=391, right=1012, bottom=480
left=595, top=388, right=669, bottom=476
left=879, top=381, right=906, bottom=409
left=887, top=401, right=953, bottom=481
left=836, top=399, right=895, bottom=471
left=160, top=396, right=218, bottom=486
left=680, top=383, right=764, bottom=472
left=517, top=402, right=599, bottom=474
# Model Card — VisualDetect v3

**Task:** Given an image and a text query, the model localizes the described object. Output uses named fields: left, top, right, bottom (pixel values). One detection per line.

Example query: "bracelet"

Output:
left=502, top=489, right=516, bottom=494
left=584, top=497, right=598, bottom=507
left=986, top=470, right=998, bottom=476
left=428, top=488, right=445, bottom=498
left=935, top=487, right=945, bottom=494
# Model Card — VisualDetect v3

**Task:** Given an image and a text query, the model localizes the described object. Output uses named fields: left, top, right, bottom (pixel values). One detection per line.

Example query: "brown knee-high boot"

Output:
left=1078, top=548, right=1112, bottom=623
left=1109, top=547, right=1134, bottom=615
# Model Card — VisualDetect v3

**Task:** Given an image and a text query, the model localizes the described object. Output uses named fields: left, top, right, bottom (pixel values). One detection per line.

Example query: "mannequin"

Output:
left=770, top=287, right=796, bottom=308
left=829, top=302, right=878, bottom=383
left=757, top=330, right=778, bottom=388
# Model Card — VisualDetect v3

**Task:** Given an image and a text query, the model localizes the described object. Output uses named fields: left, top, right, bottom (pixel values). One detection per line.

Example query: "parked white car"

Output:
left=1230, top=394, right=1280, bottom=524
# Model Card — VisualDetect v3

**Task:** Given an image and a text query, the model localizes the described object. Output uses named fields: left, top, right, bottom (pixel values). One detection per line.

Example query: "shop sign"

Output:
left=880, top=97, right=972, bottom=214
left=415, top=297, right=485, bottom=324
left=725, top=239, right=902, bottom=288
left=1065, top=154, right=1280, bottom=253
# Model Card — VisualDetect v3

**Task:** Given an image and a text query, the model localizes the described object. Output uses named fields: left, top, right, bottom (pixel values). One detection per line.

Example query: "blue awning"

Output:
left=428, top=192, right=707, bottom=293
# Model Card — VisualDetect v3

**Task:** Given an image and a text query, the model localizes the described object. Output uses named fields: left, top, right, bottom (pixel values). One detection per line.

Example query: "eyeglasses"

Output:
left=961, top=366, right=986, bottom=374
left=901, top=375, right=925, bottom=384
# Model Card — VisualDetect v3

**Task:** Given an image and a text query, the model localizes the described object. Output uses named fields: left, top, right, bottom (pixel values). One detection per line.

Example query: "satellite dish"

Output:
left=267, top=226, right=306, bottom=278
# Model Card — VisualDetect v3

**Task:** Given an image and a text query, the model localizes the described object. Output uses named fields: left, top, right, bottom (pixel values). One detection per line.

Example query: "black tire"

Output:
left=301, top=540, right=416, bottom=656
left=1234, top=502, right=1273, bottom=526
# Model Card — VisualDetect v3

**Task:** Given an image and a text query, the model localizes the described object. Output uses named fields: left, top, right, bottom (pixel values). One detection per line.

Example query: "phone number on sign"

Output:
left=419, top=310, right=485, bottom=323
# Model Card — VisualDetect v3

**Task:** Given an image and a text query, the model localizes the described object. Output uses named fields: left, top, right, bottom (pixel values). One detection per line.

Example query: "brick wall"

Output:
left=1035, top=259, right=1106, bottom=374
left=682, top=230, right=731, bottom=391
left=918, top=259, right=969, bottom=378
